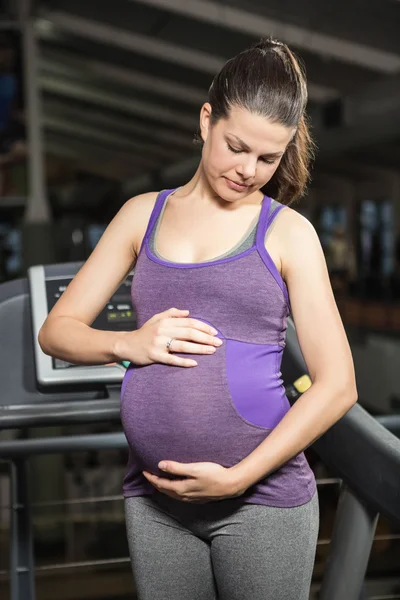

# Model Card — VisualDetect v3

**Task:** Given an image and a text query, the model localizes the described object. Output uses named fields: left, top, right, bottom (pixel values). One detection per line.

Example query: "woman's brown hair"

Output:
left=202, top=37, right=316, bottom=205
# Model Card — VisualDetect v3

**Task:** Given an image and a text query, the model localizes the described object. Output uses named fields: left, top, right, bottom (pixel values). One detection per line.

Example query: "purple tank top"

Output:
left=120, top=189, right=316, bottom=507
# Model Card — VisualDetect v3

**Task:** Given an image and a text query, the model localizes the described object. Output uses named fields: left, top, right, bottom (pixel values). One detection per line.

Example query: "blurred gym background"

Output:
left=1, top=0, right=400, bottom=598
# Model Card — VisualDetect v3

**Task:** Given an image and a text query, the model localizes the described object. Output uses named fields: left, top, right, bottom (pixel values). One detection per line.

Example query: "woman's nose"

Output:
left=236, top=156, right=257, bottom=180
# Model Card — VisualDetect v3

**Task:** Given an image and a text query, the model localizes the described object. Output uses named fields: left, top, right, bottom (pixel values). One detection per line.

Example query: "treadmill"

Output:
left=0, top=262, right=133, bottom=429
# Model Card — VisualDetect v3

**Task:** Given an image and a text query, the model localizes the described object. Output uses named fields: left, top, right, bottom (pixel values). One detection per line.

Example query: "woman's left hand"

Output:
left=143, top=461, right=245, bottom=503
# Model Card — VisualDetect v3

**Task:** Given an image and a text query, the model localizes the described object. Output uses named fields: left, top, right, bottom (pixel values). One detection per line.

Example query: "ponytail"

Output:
left=264, top=114, right=316, bottom=205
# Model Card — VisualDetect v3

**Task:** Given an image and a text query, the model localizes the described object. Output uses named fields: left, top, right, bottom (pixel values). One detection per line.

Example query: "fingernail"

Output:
left=211, top=328, right=218, bottom=335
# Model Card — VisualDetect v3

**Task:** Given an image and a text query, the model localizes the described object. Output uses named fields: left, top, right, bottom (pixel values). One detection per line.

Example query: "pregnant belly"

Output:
left=120, top=338, right=290, bottom=477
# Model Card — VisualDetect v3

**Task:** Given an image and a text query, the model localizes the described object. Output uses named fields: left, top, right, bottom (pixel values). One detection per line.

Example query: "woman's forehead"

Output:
left=221, top=106, right=294, bottom=151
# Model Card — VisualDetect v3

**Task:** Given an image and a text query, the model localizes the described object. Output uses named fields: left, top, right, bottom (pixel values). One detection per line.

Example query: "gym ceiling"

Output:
left=2, top=0, right=400, bottom=205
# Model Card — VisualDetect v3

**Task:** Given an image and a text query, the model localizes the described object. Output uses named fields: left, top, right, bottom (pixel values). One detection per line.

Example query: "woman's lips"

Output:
left=225, top=177, right=249, bottom=191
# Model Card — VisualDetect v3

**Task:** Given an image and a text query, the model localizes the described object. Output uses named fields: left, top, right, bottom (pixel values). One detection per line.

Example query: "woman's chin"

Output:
left=213, top=178, right=248, bottom=201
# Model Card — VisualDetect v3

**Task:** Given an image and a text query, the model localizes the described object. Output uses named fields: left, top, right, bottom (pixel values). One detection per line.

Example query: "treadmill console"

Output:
left=29, top=263, right=136, bottom=387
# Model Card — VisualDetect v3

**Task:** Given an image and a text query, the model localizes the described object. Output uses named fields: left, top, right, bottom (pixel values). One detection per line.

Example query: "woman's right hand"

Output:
left=119, top=308, right=223, bottom=367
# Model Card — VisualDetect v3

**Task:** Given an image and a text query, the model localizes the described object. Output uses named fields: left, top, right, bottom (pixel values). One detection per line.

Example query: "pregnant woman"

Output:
left=39, top=37, right=357, bottom=600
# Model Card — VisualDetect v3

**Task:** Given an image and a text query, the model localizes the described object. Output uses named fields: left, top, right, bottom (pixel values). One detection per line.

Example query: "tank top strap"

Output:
left=257, top=198, right=288, bottom=246
left=266, top=201, right=287, bottom=232
left=256, top=196, right=291, bottom=310
left=141, top=188, right=176, bottom=249
left=255, top=194, right=273, bottom=250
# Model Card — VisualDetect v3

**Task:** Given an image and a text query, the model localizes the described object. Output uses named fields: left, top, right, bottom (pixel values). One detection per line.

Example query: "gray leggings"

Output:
left=125, top=490, right=319, bottom=600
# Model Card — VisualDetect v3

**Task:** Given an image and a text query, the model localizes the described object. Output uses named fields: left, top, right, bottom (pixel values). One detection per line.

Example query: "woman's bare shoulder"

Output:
left=266, top=205, right=319, bottom=277
left=272, top=205, right=324, bottom=277
left=275, top=204, right=315, bottom=236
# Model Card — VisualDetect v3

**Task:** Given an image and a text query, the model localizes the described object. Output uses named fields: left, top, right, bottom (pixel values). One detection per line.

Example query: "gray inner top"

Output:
left=149, top=191, right=282, bottom=263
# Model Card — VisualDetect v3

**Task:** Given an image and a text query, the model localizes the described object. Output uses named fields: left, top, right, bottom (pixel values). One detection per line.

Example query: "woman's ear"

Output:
left=199, top=102, right=212, bottom=143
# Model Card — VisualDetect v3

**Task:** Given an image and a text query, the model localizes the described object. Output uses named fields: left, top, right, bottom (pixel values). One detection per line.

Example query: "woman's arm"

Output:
left=230, top=209, right=358, bottom=492
left=38, top=192, right=158, bottom=365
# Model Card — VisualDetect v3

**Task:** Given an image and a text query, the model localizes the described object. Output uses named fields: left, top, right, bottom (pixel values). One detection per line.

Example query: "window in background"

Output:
left=318, top=204, right=347, bottom=251
left=359, top=199, right=394, bottom=278
left=0, top=223, right=22, bottom=280
left=381, top=201, right=394, bottom=277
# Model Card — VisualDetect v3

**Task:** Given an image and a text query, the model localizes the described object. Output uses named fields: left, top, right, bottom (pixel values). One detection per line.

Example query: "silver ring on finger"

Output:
left=166, top=338, right=175, bottom=352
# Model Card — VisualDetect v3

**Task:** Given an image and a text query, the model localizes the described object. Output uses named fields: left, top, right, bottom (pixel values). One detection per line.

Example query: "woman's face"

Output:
left=200, top=103, right=295, bottom=201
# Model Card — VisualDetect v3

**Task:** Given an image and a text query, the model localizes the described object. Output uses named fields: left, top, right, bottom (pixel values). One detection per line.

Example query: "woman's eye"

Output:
left=228, top=143, right=275, bottom=165
left=228, top=144, right=242, bottom=154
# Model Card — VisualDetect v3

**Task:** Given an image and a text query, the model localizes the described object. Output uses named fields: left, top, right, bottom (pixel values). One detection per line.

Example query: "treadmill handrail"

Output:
left=0, top=431, right=127, bottom=456
left=314, top=403, right=400, bottom=523
left=375, top=414, right=400, bottom=434
left=0, top=399, right=121, bottom=428
left=286, top=317, right=400, bottom=525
